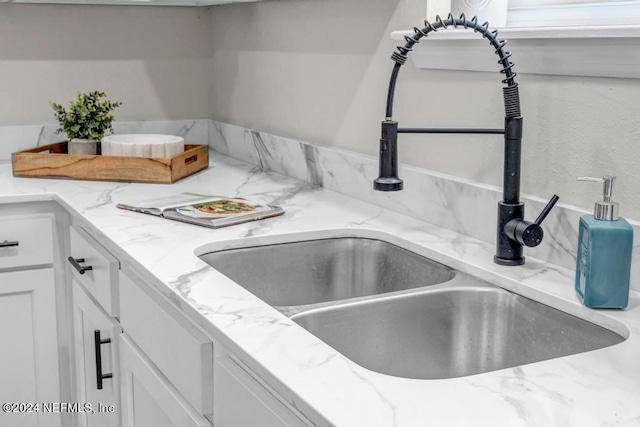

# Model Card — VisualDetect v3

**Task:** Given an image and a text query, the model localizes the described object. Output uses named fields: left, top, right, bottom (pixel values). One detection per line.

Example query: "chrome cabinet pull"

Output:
left=94, top=330, right=113, bottom=390
left=68, top=257, right=93, bottom=275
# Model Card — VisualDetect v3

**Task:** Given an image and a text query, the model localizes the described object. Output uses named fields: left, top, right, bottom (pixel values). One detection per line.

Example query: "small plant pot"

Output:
left=69, top=138, right=98, bottom=155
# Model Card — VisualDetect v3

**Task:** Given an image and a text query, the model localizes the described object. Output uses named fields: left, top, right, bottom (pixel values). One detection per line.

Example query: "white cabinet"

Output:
left=0, top=212, right=60, bottom=427
left=119, top=271, right=213, bottom=419
left=69, top=226, right=120, bottom=318
left=213, top=356, right=310, bottom=427
left=118, top=259, right=310, bottom=427
left=65, top=220, right=309, bottom=427
left=69, top=222, right=122, bottom=426
left=0, top=268, right=61, bottom=427
left=0, top=203, right=313, bottom=427
left=72, top=280, right=121, bottom=427
left=119, top=270, right=213, bottom=425
left=119, top=334, right=210, bottom=427
left=0, top=215, right=53, bottom=269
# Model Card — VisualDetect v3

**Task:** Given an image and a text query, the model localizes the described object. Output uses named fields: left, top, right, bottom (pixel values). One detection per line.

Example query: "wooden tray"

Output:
left=11, top=142, right=209, bottom=184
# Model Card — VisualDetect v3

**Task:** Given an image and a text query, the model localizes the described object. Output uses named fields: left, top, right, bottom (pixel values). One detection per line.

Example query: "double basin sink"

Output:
left=199, top=236, right=624, bottom=380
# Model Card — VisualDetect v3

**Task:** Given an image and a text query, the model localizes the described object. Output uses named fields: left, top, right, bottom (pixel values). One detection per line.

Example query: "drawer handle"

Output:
left=68, top=257, right=93, bottom=275
left=0, top=240, right=19, bottom=248
left=94, top=330, right=113, bottom=390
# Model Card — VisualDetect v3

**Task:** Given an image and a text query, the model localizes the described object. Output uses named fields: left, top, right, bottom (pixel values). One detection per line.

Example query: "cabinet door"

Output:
left=72, top=280, right=121, bottom=427
left=119, top=334, right=210, bottom=427
left=0, top=268, right=60, bottom=427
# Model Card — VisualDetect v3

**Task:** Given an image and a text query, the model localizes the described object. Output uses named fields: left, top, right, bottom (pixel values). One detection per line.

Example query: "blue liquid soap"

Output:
left=575, top=176, right=634, bottom=309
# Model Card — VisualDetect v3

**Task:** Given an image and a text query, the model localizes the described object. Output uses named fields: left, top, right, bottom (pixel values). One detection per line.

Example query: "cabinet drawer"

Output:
left=119, top=271, right=213, bottom=420
left=0, top=215, right=53, bottom=269
left=69, top=226, right=119, bottom=317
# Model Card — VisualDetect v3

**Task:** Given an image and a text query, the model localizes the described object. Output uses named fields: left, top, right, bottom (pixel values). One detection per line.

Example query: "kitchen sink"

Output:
left=198, top=235, right=625, bottom=379
left=291, top=279, right=625, bottom=379
left=199, top=237, right=454, bottom=307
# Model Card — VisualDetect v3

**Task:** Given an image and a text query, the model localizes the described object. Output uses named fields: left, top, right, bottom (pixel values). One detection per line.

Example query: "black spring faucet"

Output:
left=374, top=14, right=559, bottom=266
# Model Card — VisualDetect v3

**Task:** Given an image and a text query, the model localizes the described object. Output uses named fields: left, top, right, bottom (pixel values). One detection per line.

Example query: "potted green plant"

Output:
left=50, top=91, right=122, bottom=155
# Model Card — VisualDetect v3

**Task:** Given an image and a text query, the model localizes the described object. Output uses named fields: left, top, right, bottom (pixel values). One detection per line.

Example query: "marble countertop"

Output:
left=1, top=154, right=639, bottom=427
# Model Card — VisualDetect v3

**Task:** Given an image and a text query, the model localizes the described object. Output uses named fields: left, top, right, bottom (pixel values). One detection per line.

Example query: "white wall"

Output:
left=0, top=4, right=212, bottom=126
left=1, top=0, right=637, bottom=220
left=209, top=0, right=640, bottom=221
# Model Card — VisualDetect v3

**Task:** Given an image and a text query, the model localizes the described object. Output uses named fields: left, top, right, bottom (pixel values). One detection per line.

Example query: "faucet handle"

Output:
left=505, top=194, right=559, bottom=248
left=534, top=194, right=560, bottom=226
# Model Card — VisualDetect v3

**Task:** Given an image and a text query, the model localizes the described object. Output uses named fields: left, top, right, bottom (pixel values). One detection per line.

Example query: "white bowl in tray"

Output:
left=101, top=134, right=184, bottom=158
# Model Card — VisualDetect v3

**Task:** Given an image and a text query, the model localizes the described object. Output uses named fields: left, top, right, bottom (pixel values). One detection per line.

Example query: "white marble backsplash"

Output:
left=1, top=118, right=637, bottom=291
left=208, top=120, right=640, bottom=292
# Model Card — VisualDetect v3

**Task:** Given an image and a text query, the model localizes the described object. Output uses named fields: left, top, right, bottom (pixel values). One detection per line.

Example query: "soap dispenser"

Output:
left=575, top=176, right=633, bottom=309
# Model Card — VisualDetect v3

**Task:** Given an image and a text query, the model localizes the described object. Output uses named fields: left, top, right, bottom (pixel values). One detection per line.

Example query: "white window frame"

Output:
left=508, top=0, right=640, bottom=29
left=396, top=0, right=640, bottom=78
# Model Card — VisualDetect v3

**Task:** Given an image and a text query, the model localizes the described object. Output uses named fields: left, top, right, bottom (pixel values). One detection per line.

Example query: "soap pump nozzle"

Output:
left=577, top=175, right=619, bottom=220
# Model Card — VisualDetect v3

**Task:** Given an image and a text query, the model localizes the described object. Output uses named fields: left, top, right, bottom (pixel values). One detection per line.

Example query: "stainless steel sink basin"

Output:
left=291, top=280, right=625, bottom=379
left=199, top=235, right=625, bottom=380
left=199, top=237, right=454, bottom=307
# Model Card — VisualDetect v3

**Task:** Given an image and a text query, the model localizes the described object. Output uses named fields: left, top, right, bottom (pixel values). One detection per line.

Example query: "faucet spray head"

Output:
left=374, top=120, right=403, bottom=191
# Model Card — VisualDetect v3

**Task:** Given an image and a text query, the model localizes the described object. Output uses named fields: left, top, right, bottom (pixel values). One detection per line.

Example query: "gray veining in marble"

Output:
left=1, top=132, right=639, bottom=427
left=0, top=118, right=637, bottom=291
left=208, top=120, right=640, bottom=292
